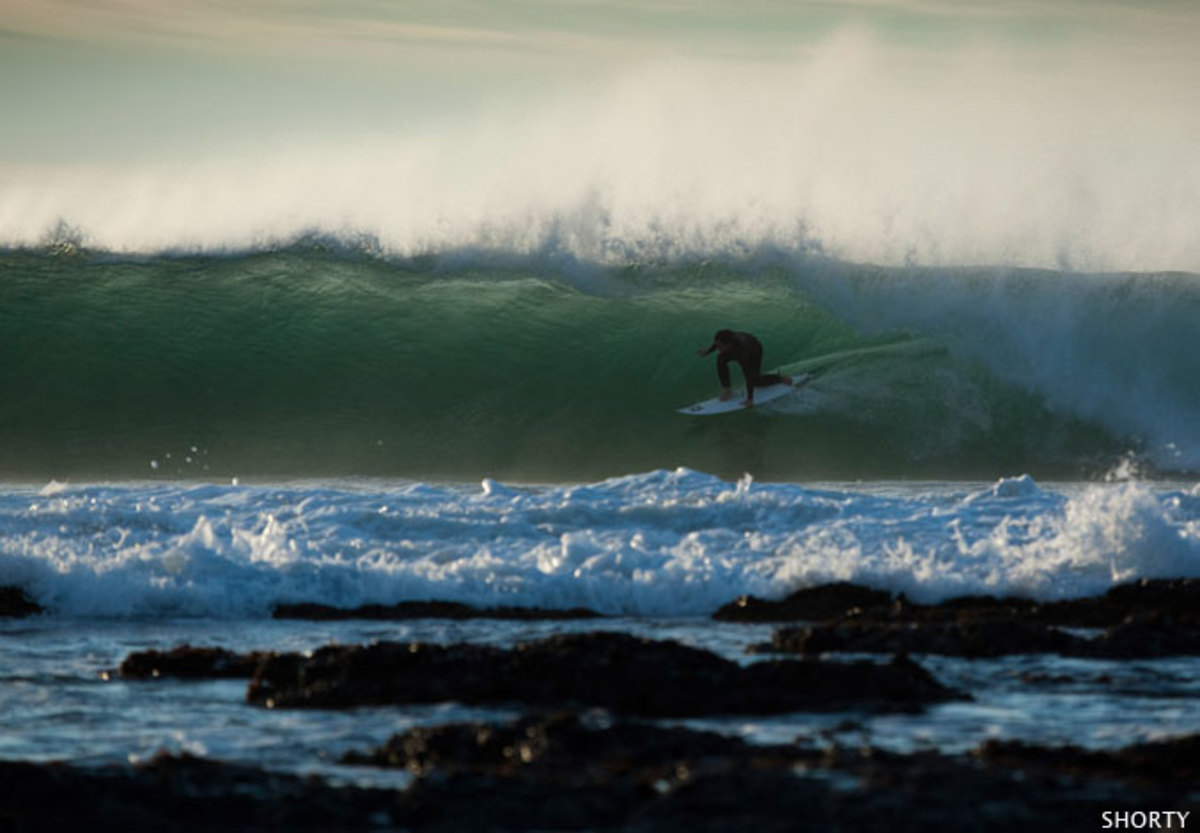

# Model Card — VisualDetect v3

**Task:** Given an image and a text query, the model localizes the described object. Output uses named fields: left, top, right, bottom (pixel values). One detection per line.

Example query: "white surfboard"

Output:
left=678, top=373, right=811, bottom=416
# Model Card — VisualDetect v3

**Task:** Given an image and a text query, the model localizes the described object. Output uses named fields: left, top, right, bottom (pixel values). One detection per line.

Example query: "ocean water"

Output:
left=2, top=473, right=1199, bottom=785
left=1, top=246, right=1197, bottom=482
left=2, top=0, right=1200, bottom=792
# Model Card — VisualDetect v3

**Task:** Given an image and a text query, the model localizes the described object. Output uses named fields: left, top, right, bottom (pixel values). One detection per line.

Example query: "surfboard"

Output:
left=678, top=372, right=811, bottom=416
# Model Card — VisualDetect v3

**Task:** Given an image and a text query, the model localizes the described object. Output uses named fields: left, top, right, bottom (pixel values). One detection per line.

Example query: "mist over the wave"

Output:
left=2, top=1, right=1199, bottom=271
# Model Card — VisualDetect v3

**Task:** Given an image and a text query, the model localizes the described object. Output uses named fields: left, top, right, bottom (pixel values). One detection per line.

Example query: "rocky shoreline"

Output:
left=4, top=579, right=1200, bottom=829
left=114, top=632, right=961, bottom=714
left=723, top=578, right=1200, bottom=660
left=2, top=720, right=1195, bottom=831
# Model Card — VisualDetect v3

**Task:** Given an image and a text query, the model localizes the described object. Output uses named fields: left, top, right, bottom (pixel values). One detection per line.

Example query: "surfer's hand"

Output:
left=696, top=348, right=709, bottom=357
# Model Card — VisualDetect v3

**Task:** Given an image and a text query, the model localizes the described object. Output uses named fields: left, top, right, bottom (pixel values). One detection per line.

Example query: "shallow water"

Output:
left=3, top=612, right=1197, bottom=787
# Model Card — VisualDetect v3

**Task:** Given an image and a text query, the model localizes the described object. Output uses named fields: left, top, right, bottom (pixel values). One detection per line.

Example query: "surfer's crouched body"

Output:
left=696, top=329, right=792, bottom=407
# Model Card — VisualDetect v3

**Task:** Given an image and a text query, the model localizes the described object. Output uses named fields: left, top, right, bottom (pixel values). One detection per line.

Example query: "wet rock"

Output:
left=714, top=578, right=1200, bottom=629
left=247, top=631, right=963, bottom=714
left=111, top=645, right=269, bottom=680
left=1084, top=611, right=1200, bottom=658
left=975, top=733, right=1200, bottom=786
left=733, top=579, right=1200, bottom=660
left=762, top=613, right=1200, bottom=660
left=343, top=711, right=805, bottom=779
left=713, top=582, right=895, bottom=622
left=344, top=715, right=1196, bottom=832
left=763, top=620, right=1082, bottom=659
left=0, top=752, right=399, bottom=832
left=902, top=594, right=1040, bottom=623
left=1033, top=579, right=1200, bottom=628
left=0, top=586, right=43, bottom=618
left=272, top=600, right=602, bottom=621
left=4, top=732, right=1195, bottom=832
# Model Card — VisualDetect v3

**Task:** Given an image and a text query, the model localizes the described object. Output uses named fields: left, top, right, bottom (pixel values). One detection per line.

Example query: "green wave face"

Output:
left=0, top=246, right=1183, bottom=481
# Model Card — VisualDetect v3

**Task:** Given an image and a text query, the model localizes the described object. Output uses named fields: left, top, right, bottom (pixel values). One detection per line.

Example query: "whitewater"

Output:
left=4, top=472, right=1200, bottom=620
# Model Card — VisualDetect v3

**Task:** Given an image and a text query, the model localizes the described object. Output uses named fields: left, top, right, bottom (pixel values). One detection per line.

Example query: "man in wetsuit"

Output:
left=696, top=329, right=792, bottom=407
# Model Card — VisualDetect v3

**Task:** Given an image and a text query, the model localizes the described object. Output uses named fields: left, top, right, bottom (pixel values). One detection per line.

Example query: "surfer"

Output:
left=696, top=329, right=792, bottom=407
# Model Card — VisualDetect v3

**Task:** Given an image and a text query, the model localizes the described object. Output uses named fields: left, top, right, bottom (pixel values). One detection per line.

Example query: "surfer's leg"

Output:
left=746, top=346, right=791, bottom=387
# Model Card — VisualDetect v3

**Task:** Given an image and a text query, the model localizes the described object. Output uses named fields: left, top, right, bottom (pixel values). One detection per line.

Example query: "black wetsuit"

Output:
left=712, top=332, right=788, bottom=401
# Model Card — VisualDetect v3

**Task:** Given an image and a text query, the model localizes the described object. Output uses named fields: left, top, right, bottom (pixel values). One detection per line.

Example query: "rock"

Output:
left=712, top=582, right=895, bottom=622
left=762, top=613, right=1200, bottom=660
left=1031, top=579, right=1200, bottom=628
left=1085, top=611, right=1200, bottom=659
left=714, top=578, right=1200, bottom=629
left=0, top=586, right=43, bottom=617
left=343, top=711, right=804, bottom=779
left=246, top=631, right=963, bottom=714
left=0, top=752, right=399, bottom=832
left=111, top=645, right=269, bottom=680
left=763, top=620, right=1083, bottom=659
left=975, top=733, right=1200, bottom=786
left=272, top=600, right=602, bottom=621
left=731, top=579, right=1200, bottom=660
left=900, top=594, right=1041, bottom=623
left=4, top=731, right=1195, bottom=832
left=343, top=716, right=1197, bottom=832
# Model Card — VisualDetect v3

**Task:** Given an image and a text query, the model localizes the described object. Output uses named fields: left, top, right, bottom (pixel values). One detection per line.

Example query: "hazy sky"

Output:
left=5, top=0, right=1195, bottom=163
left=3, top=1, right=1198, bottom=268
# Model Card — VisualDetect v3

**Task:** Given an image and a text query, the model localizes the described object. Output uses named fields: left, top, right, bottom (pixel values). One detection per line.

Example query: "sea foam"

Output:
left=1, top=471, right=1196, bottom=619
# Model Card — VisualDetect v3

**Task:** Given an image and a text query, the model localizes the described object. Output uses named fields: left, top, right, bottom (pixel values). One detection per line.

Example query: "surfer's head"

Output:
left=712, top=329, right=734, bottom=350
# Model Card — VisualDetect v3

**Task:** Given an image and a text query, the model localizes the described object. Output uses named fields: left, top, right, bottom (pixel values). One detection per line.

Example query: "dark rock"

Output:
left=762, top=613, right=1200, bottom=660
left=4, top=732, right=1196, bottom=832
left=734, top=578, right=1200, bottom=660
left=1033, top=579, right=1200, bottom=628
left=111, top=645, right=269, bottom=680
left=247, top=631, right=963, bottom=714
left=344, top=715, right=1197, bottom=832
left=345, top=713, right=834, bottom=831
left=0, top=586, right=43, bottom=618
left=343, top=711, right=804, bottom=779
left=714, top=578, right=1200, bottom=630
left=272, top=600, right=602, bottom=621
left=891, top=579, right=1200, bottom=629
left=0, top=752, right=399, bottom=832
left=713, top=582, right=895, bottom=622
left=975, top=733, right=1200, bottom=786
left=763, top=620, right=1083, bottom=659
left=1085, top=611, right=1200, bottom=658
left=899, top=594, right=1040, bottom=623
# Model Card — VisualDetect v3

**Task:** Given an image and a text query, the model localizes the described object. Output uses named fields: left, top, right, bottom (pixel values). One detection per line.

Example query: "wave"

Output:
left=0, top=241, right=1196, bottom=480
left=3, top=473, right=1198, bottom=618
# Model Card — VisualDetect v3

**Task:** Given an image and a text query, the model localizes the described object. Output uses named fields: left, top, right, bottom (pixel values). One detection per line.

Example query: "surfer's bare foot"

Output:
left=718, top=388, right=734, bottom=402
